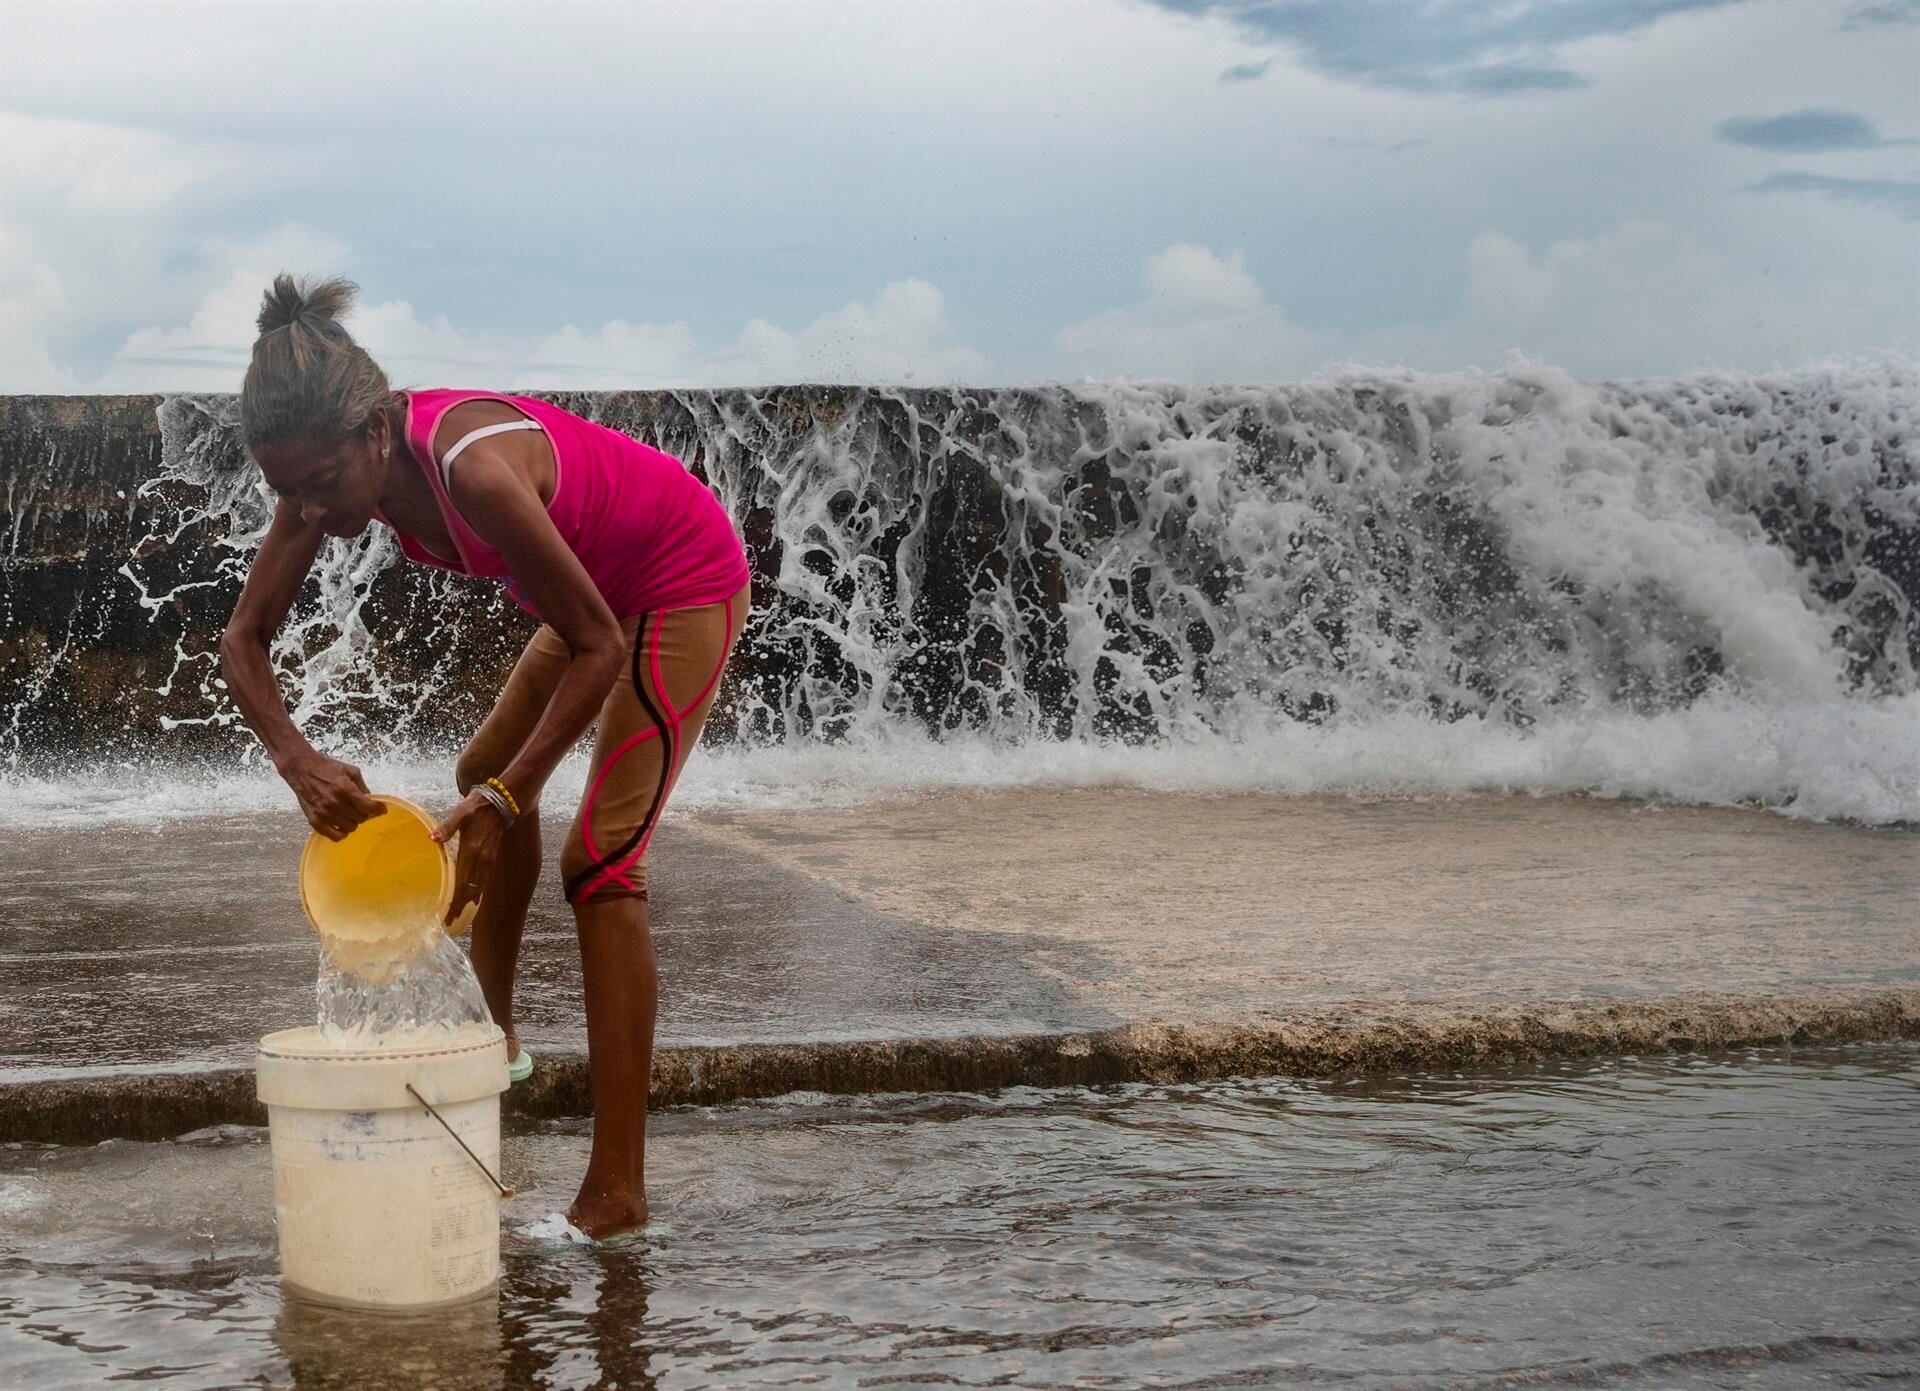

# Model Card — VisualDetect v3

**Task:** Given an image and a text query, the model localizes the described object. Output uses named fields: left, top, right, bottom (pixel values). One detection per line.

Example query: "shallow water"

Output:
left=2, top=1044, right=1915, bottom=1389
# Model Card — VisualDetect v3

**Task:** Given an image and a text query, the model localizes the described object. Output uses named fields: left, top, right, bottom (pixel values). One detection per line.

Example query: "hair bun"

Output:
left=256, top=273, right=359, bottom=335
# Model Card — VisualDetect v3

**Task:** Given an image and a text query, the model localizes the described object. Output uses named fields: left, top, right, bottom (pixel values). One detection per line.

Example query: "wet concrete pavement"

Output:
left=3, top=789, right=1915, bottom=1084
left=700, top=789, right=1920, bottom=1015
left=0, top=802, right=1104, bottom=1080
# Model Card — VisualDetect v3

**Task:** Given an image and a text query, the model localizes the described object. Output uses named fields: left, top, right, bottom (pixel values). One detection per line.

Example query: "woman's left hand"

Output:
left=434, top=793, right=506, bottom=925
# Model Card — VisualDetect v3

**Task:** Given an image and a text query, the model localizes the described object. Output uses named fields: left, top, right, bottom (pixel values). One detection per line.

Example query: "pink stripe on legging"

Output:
left=577, top=617, right=668, bottom=897
left=676, top=596, right=734, bottom=719
left=576, top=724, right=660, bottom=895
left=577, top=606, right=732, bottom=902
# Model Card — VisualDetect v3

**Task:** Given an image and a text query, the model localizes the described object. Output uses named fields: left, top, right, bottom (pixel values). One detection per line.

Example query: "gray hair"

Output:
left=239, top=274, right=391, bottom=449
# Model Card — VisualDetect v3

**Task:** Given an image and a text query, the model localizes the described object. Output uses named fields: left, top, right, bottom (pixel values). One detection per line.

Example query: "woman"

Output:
left=222, top=275, right=750, bottom=1240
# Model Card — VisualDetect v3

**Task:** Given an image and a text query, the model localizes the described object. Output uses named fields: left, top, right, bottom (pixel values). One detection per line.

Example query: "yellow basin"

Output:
left=300, top=796, right=463, bottom=979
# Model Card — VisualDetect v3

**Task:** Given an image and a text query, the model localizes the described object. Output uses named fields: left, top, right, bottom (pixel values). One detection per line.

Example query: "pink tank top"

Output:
left=379, top=390, right=749, bottom=620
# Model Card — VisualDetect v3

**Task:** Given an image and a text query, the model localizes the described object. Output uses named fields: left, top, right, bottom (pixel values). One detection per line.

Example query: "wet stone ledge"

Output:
left=3, top=990, right=1914, bottom=1146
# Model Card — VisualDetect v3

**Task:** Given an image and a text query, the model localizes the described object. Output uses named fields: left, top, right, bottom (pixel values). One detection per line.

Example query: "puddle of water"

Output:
left=1, top=1044, right=1915, bottom=1389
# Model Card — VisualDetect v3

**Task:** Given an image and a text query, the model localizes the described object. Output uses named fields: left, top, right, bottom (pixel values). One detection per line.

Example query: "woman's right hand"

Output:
left=283, top=751, right=387, bottom=840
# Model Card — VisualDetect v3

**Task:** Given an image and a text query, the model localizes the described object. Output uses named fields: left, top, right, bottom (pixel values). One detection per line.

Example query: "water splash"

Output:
left=147, top=394, right=519, bottom=753
left=2, top=361, right=1915, bottom=820
left=315, top=930, right=491, bottom=1047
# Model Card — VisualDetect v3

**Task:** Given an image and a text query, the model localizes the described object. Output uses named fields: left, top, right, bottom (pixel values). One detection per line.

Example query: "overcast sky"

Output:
left=3, top=0, right=1916, bottom=392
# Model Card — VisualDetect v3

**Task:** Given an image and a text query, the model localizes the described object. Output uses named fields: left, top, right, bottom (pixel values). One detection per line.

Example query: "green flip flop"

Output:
left=507, top=1048, right=534, bottom=1085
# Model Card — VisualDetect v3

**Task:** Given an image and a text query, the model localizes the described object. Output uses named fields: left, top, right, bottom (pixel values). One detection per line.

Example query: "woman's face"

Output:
left=254, top=417, right=391, bottom=537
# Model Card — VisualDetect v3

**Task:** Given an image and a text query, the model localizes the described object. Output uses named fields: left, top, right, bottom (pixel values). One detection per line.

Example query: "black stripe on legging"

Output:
left=565, top=612, right=676, bottom=904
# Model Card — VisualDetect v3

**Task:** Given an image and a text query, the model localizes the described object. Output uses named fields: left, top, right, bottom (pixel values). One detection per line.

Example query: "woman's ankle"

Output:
left=569, top=1185, right=648, bottom=1239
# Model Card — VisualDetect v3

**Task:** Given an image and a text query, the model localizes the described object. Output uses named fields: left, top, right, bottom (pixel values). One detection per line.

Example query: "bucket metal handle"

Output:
left=405, top=1081, right=518, bottom=1200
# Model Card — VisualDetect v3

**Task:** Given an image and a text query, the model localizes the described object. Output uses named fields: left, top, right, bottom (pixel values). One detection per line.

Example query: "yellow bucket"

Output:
left=300, top=796, right=466, bottom=980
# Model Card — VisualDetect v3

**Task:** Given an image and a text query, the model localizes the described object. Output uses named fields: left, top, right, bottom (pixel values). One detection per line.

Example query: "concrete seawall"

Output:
left=6, top=992, right=1914, bottom=1146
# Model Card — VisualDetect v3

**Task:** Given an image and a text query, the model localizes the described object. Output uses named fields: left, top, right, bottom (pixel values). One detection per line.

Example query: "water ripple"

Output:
left=0, top=1045, right=1914, bottom=1388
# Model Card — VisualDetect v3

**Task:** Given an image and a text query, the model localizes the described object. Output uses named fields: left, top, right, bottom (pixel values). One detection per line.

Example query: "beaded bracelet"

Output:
left=485, top=776, right=523, bottom=819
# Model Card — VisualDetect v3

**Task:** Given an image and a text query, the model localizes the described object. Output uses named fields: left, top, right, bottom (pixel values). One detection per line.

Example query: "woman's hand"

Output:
left=434, top=793, right=507, bottom=926
left=283, top=751, right=387, bottom=841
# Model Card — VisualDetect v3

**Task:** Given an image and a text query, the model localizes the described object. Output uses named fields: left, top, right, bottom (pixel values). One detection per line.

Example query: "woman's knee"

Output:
left=559, top=838, right=649, bottom=905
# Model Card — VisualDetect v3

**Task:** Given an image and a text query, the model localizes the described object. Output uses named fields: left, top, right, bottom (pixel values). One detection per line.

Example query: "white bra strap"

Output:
left=438, top=419, right=543, bottom=491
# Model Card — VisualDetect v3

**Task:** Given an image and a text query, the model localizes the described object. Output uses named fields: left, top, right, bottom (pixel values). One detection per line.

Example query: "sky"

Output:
left=2, top=0, right=1916, bottom=393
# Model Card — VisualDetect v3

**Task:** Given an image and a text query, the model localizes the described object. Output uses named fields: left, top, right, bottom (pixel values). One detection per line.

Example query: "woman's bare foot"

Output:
left=568, top=1187, right=648, bottom=1241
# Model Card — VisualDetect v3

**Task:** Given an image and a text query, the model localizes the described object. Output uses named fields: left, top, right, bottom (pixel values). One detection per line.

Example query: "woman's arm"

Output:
left=448, top=454, right=627, bottom=808
left=220, top=499, right=386, bottom=839
left=430, top=440, right=627, bottom=917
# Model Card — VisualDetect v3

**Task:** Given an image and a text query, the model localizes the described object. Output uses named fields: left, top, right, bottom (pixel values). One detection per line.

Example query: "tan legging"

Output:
left=461, top=583, right=749, bottom=903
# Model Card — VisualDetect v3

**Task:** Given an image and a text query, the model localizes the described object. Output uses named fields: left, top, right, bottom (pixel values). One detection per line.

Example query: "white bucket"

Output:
left=255, top=1023, right=509, bottom=1311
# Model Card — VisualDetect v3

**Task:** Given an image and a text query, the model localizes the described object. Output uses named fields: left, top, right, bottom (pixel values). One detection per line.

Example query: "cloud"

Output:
left=356, top=300, right=517, bottom=379
left=1055, top=244, right=1329, bottom=383
left=522, top=279, right=989, bottom=388
left=1218, top=59, right=1273, bottom=82
left=0, top=110, right=304, bottom=391
left=707, top=280, right=991, bottom=387
left=524, top=320, right=702, bottom=386
left=1841, top=0, right=1920, bottom=27
left=1358, top=220, right=1901, bottom=378
left=105, top=228, right=353, bottom=391
left=1145, top=244, right=1265, bottom=312
left=1458, top=222, right=1720, bottom=334
left=0, top=221, right=80, bottom=392
left=0, top=109, right=237, bottom=216
left=1454, top=63, right=1585, bottom=95
left=101, top=242, right=532, bottom=393
left=1314, top=136, right=1427, bottom=153
left=1147, top=0, right=1743, bottom=96
left=30, top=214, right=1915, bottom=398
left=1717, top=108, right=1912, bottom=151
left=1466, top=233, right=1558, bottom=318
left=90, top=248, right=991, bottom=392
left=1738, top=171, right=1920, bottom=220
left=1060, top=224, right=1905, bottom=386
left=0, top=0, right=1908, bottom=396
